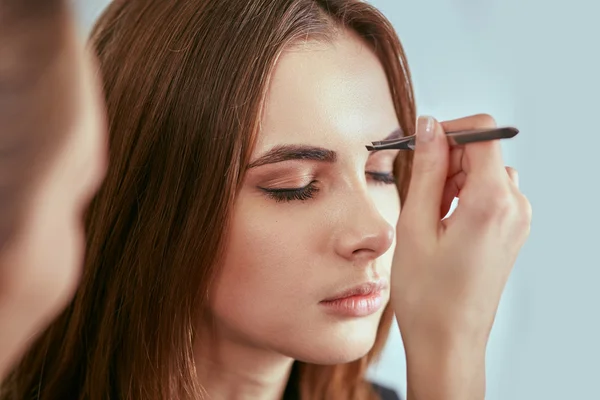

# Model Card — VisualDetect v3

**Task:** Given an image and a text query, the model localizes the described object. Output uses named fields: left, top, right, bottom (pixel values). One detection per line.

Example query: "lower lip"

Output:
left=319, top=291, right=384, bottom=317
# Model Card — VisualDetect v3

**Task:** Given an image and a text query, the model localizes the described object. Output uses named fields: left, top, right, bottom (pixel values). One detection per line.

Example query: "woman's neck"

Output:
left=194, top=326, right=295, bottom=400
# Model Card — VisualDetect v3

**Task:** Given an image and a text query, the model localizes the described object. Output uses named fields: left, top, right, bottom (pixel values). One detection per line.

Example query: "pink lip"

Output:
left=319, top=279, right=388, bottom=317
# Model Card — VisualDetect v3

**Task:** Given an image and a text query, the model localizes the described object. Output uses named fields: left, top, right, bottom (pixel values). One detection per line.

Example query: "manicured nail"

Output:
left=416, top=116, right=435, bottom=143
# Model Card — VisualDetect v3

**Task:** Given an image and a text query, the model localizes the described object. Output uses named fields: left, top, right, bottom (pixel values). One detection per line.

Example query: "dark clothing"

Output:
left=372, top=383, right=401, bottom=400
left=282, top=363, right=401, bottom=400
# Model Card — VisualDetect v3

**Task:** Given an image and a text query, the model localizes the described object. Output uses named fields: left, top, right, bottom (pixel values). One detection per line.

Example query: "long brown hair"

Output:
left=1, top=0, right=415, bottom=398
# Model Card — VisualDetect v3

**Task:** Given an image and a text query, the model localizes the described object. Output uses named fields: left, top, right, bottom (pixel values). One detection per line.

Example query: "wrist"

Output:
left=404, top=333, right=487, bottom=400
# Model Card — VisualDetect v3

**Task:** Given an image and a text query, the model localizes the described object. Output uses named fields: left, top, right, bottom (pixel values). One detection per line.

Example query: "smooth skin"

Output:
left=0, top=3, right=531, bottom=399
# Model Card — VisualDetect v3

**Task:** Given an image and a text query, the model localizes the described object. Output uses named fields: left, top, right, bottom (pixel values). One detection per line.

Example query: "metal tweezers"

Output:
left=366, top=127, right=519, bottom=151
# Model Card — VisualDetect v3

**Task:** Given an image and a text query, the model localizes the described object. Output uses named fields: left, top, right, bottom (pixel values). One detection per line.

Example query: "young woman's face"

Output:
left=210, top=31, right=401, bottom=364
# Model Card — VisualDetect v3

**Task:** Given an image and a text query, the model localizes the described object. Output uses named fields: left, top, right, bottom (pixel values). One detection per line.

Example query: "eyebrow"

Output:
left=247, top=128, right=402, bottom=169
left=247, top=145, right=336, bottom=169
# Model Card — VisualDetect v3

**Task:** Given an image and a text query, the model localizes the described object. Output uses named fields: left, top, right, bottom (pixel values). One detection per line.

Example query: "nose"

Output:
left=333, top=192, right=395, bottom=261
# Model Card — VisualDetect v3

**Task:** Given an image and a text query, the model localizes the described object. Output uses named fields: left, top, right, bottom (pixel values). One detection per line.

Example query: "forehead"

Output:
left=257, top=30, right=398, bottom=151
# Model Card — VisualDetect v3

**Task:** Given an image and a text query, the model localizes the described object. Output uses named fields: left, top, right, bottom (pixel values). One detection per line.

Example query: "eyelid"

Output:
left=366, top=171, right=395, bottom=185
left=257, top=173, right=314, bottom=189
left=365, top=152, right=396, bottom=171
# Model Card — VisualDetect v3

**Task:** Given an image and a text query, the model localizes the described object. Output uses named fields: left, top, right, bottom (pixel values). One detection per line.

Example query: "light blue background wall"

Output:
left=75, top=1, right=600, bottom=399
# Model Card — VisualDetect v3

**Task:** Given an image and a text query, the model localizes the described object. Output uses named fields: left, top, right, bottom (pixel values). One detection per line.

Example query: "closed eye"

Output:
left=259, top=181, right=319, bottom=203
left=366, top=171, right=395, bottom=185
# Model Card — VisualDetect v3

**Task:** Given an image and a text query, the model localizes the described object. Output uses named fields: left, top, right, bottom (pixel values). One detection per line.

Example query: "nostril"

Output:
left=352, top=247, right=376, bottom=255
left=350, top=225, right=394, bottom=257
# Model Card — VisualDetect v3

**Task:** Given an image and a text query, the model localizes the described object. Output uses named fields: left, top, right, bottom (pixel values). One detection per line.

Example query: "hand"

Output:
left=391, top=114, right=531, bottom=399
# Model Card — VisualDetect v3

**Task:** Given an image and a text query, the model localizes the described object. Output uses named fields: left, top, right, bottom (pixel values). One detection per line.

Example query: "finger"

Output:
left=447, top=145, right=465, bottom=178
left=440, top=113, right=497, bottom=133
left=453, top=115, right=506, bottom=179
left=440, top=171, right=465, bottom=218
left=440, top=166, right=516, bottom=219
left=441, top=114, right=499, bottom=178
left=401, top=116, right=449, bottom=234
left=463, top=140, right=506, bottom=181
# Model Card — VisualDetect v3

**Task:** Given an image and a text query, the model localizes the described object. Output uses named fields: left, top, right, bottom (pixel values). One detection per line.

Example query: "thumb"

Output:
left=401, top=116, right=449, bottom=233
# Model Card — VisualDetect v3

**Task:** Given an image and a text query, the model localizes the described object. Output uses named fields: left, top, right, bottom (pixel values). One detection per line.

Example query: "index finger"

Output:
left=441, top=113, right=505, bottom=178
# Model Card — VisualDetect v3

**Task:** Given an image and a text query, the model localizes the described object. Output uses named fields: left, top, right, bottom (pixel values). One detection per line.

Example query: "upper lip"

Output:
left=321, top=279, right=388, bottom=302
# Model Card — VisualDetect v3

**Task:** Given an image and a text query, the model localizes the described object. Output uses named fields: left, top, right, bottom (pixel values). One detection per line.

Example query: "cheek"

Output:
left=209, top=202, right=316, bottom=329
left=375, top=187, right=401, bottom=224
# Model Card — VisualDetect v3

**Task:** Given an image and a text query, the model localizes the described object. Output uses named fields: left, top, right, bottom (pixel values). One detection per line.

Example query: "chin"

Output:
left=280, top=317, right=381, bottom=365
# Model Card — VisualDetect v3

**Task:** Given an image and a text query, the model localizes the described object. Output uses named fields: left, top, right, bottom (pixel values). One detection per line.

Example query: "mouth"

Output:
left=319, top=279, right=388, bottom=317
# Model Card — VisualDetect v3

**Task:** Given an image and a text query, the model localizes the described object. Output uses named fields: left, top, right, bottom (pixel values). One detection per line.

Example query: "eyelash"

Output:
left=261, top=172, right=395, bottom=203
left=367, top=171, right=396, bottom=185
left=262, top=182, right=320, bottom=203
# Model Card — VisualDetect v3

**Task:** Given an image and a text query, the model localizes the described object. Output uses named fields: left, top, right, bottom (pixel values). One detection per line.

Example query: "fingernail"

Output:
left=416, top=116, right=435, bottom=143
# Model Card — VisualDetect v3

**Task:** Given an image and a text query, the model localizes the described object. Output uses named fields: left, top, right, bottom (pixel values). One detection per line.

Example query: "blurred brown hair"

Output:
left=1, top=0, right=415, bottom=398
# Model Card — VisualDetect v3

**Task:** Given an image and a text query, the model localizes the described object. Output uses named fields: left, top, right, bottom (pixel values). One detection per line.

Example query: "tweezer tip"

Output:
left=365, top=145, right=375, bottom=151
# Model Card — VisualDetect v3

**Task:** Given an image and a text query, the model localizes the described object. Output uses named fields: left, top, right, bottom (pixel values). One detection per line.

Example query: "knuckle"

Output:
left=516, top=195, right=533, bottom=229
left=466, top=185, right=514, bottom=223
left=462, top=182, right=532, bottom=241
left=488, top=190, right=515, bottom=218
left=485, top=191, right=532, bottom=237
